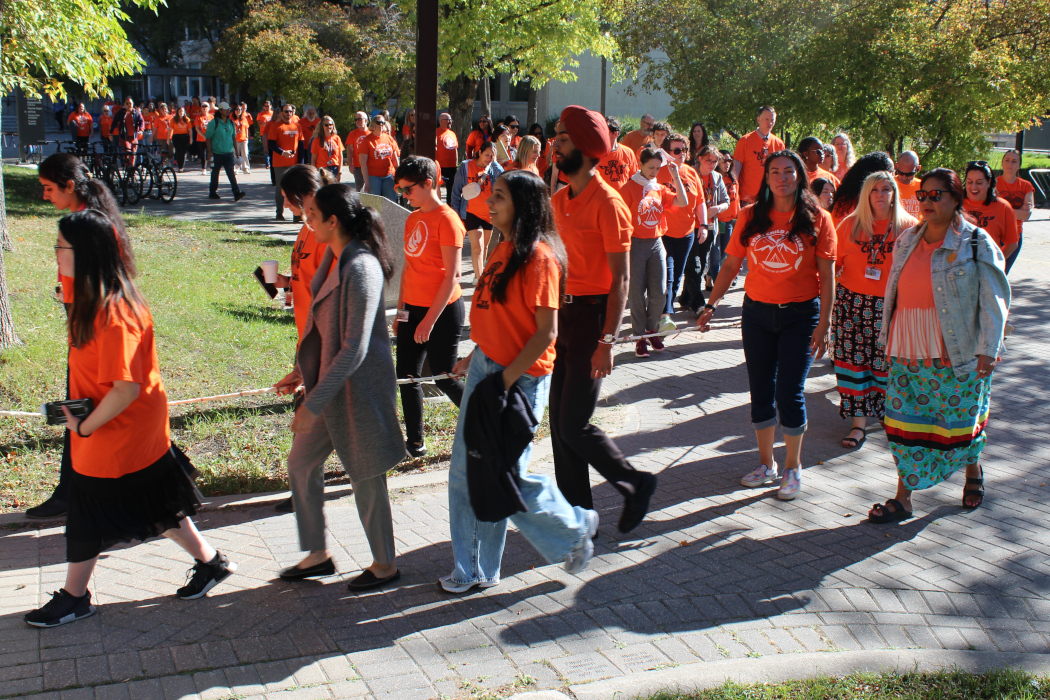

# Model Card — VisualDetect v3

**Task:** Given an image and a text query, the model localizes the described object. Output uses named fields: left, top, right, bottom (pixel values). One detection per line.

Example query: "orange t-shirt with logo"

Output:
left=233, top=114, right=251, bottom=142
left=471, top=240, right=561, bottom=377
left=726, top=206, right=837, bottom=304
left=68, top=112, right=94, bottom=138
left=300, top=116, right=321, bottom=145
left=732, top=130, right=786, bottom=203
left=311, top=135, right=343, bottom=168
left=143, top=111, right=155, bottom=132
left=194, top=113, right=212, bottom=140
left=402, top=205, right=465, bottom=308
left=597, top=145, right=640, bottom=188
left=719, top=175, right=740, bottom=222
left=170, top=117, right=192, bottom=136
left=996, top=177, right=1035, bottom=234
left=551, top=173, right=633, bottom=296
left=188, top=104, right=203, bottom=121
left=963, top=197, right=1019, bottom=252
left=153, top=114, right=173, bottom=141
left=657, top=164, right=701, bottom=238
left=896, top=177, right=922, bottom=220
left=618, top=179, right=678, bottom=239
left=465, top=160, right=496, bottom=221
left=347, top=126, right=370, bottom=166
left=465, top=129, right=490, bottom=157
left=360, top=132, right=399, bottom=177
left=100, top=114, right=114, bottom=139
left=835, top=217, right=913, bottom=297
left=256, top=109, right=273, bottom=135
left=269, top=120, right=301, bottom=168
left=290, top=224, right=328, bottom=342
left=435, top=127, right=459, bottom=169
left=68, top=301, right=170, bottom=478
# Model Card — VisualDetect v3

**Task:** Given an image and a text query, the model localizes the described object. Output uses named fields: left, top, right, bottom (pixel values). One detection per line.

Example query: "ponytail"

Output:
left=313, top=183, right=395, bottom=280
left=280, top=164, right=334, bottom=210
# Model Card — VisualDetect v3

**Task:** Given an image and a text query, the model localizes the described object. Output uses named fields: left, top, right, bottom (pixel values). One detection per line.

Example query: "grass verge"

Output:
left=0, top=166, right=457, bottom=512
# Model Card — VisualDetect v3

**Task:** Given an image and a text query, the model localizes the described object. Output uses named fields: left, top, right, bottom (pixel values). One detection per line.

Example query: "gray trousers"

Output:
left=629, top=236, right=667, bottom=335
left=287, top=416, right=396, bottom=564
left=274, top=165, right=292, bottom=216
left=353, top=167, right=364, bottom=191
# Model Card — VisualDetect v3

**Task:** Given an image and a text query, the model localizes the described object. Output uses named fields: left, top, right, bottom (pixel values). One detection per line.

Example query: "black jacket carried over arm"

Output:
left=464, top=371, right=539, bottom=522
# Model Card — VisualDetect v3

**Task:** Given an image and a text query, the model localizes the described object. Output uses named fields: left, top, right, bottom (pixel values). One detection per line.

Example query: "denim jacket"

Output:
left=878, top=216, right=1010, bottom=380
left=450, top=160, right=504, bottom=220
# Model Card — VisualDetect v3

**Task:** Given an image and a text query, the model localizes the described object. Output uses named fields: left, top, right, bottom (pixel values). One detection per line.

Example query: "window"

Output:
left=476, top=76, right=501, bottom=102
left=509, top=79, right=531, bottom=102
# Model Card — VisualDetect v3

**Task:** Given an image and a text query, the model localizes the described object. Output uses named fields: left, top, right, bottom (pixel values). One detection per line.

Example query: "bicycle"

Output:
left=126, top=145, right=177, bottom=204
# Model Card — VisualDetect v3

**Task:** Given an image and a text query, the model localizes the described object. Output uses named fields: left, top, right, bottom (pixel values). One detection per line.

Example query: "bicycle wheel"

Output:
left=104, top=164, right=126, bottom=206
left=158, top=167, right=178, bottom=203
left=141, top=164, right=156, bottom=200
left=124, top=165, right=146, bottom=205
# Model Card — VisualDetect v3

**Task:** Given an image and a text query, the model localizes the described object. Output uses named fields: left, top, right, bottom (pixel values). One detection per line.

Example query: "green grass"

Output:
left=642, top=669, right=1049, bottom=700
left=0, top=166, right=457, bottom=512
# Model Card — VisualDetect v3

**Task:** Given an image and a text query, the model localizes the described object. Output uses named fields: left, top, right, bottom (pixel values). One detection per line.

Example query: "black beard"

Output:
left=557, top=147, right=586, bottom=176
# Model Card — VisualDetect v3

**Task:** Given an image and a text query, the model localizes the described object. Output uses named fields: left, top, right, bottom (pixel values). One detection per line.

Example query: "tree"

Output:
left=0, top=0, right=162, bottom=350
left=122, top=0, right=248, bottom=68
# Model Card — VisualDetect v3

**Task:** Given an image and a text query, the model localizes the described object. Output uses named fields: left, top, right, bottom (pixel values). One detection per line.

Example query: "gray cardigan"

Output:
left=296, top=240, right=407, bottom=482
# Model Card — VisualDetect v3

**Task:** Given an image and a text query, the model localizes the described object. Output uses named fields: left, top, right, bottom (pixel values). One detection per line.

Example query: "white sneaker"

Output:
left=563, top=510, right=598, bottom=574
left=438, top=575, right=499, bottom=594
left=658, top=315, right=677, bottom=333
left=741, top=461, right=778, bottom=488
left=777, top=467, right=801, bottom=500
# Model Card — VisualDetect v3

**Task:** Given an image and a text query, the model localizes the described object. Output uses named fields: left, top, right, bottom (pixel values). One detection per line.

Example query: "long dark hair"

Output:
left=688, top=122, right=709, bottom=165
left=312, top=184, right=395, bottom=280
left=964, top=162, right=997, bottom=206
left=59, top=210, right=147, bottom=348
left=739, top=150, right=820, bottom=247
left=921, top=168, right=967, bottom=216
left=489, top=171, right=568, bottom=304
left=39, top=153, right=136, bottom=277
left=280, top=164, right=335, bottom=210
left=830, top=151, right=894, bottom=222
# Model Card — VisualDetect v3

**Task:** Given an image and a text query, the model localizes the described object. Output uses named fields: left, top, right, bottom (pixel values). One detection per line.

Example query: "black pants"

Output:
left=396, top=299, right=466, bottom=445
left=441, top=167, right=458, bottom=206
left=210, top=152, right=243, bottom=197
left=550, top=301, right=642, bottom=510
left=680, top=233, right=714, bottom=313
left=172, top=134, right=190, bottom=169
left=50, top=361, right=73, bottom=503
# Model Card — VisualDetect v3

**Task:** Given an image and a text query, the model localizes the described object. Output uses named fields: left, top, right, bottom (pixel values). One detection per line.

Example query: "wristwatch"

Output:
left=703, top=304, right=717, bottom=314
left=600, top=333, right=616, bottom=345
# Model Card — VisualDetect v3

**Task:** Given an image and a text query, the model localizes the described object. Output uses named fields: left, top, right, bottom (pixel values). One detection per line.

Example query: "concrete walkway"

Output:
left=3, top=173, right=1050, bottom=700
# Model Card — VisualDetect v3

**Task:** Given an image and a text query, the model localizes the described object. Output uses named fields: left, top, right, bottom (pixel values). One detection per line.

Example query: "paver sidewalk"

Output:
left=3, top=180, right=1049, bottom=700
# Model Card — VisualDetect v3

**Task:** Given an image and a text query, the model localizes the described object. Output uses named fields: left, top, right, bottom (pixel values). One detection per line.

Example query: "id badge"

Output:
left=396, top=309, right=410, bottom=323
left=864, top=266, right=882, bottom=281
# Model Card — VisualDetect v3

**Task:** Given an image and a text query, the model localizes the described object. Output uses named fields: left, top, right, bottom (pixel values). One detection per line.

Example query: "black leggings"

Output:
left=396, top=299, right=465, bottom=445
left=172, top=134, right=190, bottom=169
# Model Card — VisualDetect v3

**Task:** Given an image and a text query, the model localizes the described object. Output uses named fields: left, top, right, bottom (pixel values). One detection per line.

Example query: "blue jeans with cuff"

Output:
left=662, top=233, right=695, bottom=315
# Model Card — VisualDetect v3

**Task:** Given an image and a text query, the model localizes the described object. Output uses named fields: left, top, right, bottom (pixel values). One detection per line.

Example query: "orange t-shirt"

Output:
left=170, top=118, right=192, bottom=136
left=551, top=173, right=633, bottom=295
left=835, top=218, right=907, bottom=297
left=143, top=111, right=155, bottom=131
left=300, top=116, right=320, bottom=145
left=597, top=145, right=640, bottom=188
left=153, top=114, right=173, bottom=141
left=360, top=132, right=399, bottom=177
left=726, top=206, right=837, bottom=304
left=896, top=177, right=922, bottom=220
left=194, top=113, right=212, bottom=140
left=620, top=130, right=649, bottom=154
left=732, top=130, right=786, bottom=202
left=805, top=167, right=840, bottom=189
left=465, top=129, right=489, bottom=157
left=465, top=160, right=495, bottom=221
left=67, top=112, right=94, bottom=138
left=188, top=104, right=203, bottom=121
left=996, top=177, right=1035, bottom=234
left=100, top=114, right=114, bottom=139
left=435, top=127, right=459, bottom=169
left=256, top=110, right=273, bottom=136
left=618, top=179, right=678, bottom=239
left=471, top=240, right=561, bottom=377
left=290, top=224, right=328, bottom=342
left=269, top=120, right=301, bottom=168
left=68, top=301, right=170, bottom=478
left=402, top=205, right=465, bottom=307
left=719, top=175, right=740, bottom=222
left=233, top=114, right=251, bottom=142
left=311, top=134, right=343, bottom=168
left=347, top=126, right=370, bottom=165
left=963, top=197, right=1019, bottom=252
left=658, top=164, right=701, bottom=238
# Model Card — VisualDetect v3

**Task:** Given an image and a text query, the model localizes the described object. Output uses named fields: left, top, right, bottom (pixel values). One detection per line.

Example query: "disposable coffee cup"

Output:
left=261, top=261, right=279, bottom=283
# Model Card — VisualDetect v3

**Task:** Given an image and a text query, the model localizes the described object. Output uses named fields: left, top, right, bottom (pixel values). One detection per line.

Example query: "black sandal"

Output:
left=841, top=427, right=867, bottom=448
left=868, top=499, right=913, bottom=524
left=962, top=465, right=984, bottom=509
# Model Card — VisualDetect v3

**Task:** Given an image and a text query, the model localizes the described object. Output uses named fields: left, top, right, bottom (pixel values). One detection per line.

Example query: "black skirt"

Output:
left=65, top=448, right=202, bottom=563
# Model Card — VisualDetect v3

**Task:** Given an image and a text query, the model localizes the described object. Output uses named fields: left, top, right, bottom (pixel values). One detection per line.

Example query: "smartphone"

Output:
left=253, top=267, right=278, bottom=299
left=41, top=399, right=94, bottom=426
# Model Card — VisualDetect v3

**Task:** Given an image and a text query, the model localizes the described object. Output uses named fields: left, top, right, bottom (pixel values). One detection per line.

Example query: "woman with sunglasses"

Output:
left=868, top=168, right=1009, bottom=523
left=658, top=136, right=711, bottom=326
left=962, top=161, right=1019, bottom=261
left=452, top=140, right=504, bottom=279
left=358, top=115, right=400, bottom=202
left=996, top=150, right=1034, bottom=274
left=311, top=117, right=344, bottom=181
left=466, top=115, right=492, bottom=159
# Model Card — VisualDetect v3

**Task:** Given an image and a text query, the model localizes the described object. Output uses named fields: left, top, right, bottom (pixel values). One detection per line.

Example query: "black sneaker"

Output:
left=406, top=440, right=427, bottom=459
left=275, top=213, right=286, bottom=221
left=25, top=496, right=68, bottom=520
left=177, top=552, right=237, bottom=600
left=292, top=215, right=303, bottom=224
left=208, top=193, right=221, bottom=200
left=618, top=472, right=658, bottom=533
left=234, top=191, right=246, bottom=202
left=274, top=496, right=294, bottom=513
left=24, top=589, right=95, bottom=628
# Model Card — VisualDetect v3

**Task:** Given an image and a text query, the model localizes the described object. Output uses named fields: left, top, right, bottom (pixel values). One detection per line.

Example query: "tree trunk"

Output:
left=0, top=97, right=10, bottom=253
left=0, top=247, right=18, bottom=349
left=527, top=85, right=538, bottom=128
left=480, top=76, right=491, bottom=122
left=444, top=74, right=478, bottom=161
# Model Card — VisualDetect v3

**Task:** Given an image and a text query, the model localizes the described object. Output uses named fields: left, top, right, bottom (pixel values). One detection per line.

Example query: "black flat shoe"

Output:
left=274, top=497, right=294, bottom=513
left=347, top=569, right=400, bottom=591
left=618, top=472, right=658, bottom=533
left=26, top=497, right=68, bottom=520
left=279, top=558, right=335, bottom=581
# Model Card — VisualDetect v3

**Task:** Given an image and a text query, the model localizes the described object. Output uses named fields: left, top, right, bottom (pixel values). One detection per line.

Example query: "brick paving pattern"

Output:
left=2, top=177, right=1048, bottom=699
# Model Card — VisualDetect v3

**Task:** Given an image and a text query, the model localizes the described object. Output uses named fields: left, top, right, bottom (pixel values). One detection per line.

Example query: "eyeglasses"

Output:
left=669, top=147, right=687, bottom=155
left=914, top=190, right=946, bottom=202
left=895, top=169, right=918, bottom=177
left=702, top=158, right=720, bottom=165
left=282, top=110, right=294, bottom=114
left=356, top=117, right=366, bottom=121
left=324, top=122, right=335, bottom=127
left=54, top=245, right=73, bottom=251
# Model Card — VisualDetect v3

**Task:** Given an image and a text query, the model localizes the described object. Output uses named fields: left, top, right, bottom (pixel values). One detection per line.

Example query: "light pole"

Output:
left=415, top=0, right=439, bottom=159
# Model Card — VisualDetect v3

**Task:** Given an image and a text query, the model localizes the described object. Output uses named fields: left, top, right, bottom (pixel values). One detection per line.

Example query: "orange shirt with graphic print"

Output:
left=290, top=224, right=328, bottom=342
left=269, top=120, right=301, bottom=168
left=233, top=113, right=252, bottom=142
left=597, top=145, right=640, bottom=188
left=895, top=177, right=922, bottom=220
left=68, top=301, right=170, bottom=478
left=471, top=241, right=561, bottom=377
left=719, top=175, right=740, bottom=222
left=347, top=126, right=370, bottom=166
left=835, top=217, right=914, bottom=297
left=963, top=197, right=1019, bottom=252
left=311, top=134, right=343, bottom=168
left=657, top=164, right=701, bottom=238
left=194, top=113, right=212, bottom=140
left=170, top=117, right=192, bottom=136
left=67, top=112, right=94, bottom=138
left=402, top=205, right=465, bottom=307
left=551, top=173, right=633, bottom=295
left=996, top=177, right=1035, bottom=234
left=154, top=114, right=173, bottom=141
left=256, top=109, right=273, bottom=137
left=435, top=127, right=459, bottom=169
left=618, top=179, right=678, bottom=239
left=299, top=116, right=321, bottom=145
left=360, top=132, right=400, bottom=177
left=732, top=130, right=786, bottom=202
left=100, top=114, right=114, bottom=139
left=726, top=205, right=837, bottom=304
left=465, top=160, right=496, bottom=221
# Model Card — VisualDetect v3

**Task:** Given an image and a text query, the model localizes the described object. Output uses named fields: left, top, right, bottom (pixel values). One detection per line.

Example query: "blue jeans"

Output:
left=447, top=348, right=592, bottom=586
left=368, top=175, right=397, bottom=203
left=740, top=296, right=820, bottom=435
left=662, top=233, right=695, bottom=314
left=1005, top=232, right=1022, bottom=274
left=209, top=152, right=242, bottom=197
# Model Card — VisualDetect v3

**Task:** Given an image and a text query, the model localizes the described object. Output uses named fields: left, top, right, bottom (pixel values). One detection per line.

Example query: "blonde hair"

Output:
left=322, top=118, right=338, bottom=137
left=845, top=171, right=917, bottom=243
left=514, top=135, right=540, bottom=169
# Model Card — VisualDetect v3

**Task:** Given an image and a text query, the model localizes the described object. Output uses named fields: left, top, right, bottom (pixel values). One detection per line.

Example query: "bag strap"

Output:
left=972, top=231, right=979, bottom=263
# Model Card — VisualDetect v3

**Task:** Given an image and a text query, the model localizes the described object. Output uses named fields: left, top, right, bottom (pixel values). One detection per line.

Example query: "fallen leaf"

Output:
left=843, top=513, right=853, bottom=517
left=680, top=540, right=689, bottom=547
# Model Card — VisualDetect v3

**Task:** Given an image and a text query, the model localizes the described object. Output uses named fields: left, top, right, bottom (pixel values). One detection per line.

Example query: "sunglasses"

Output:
left=895, top=169, right=918, bottom=177
left=507, top=123, right=519, bottom=129
left=395, top=181, right=424, bottom=196
left=669, top=147, right=687, bottom=155
left=282, top=110, right=294, bottom=114
left=375, top=120, right=386, bottom=125
left=914, top=189, right=946, bottom=202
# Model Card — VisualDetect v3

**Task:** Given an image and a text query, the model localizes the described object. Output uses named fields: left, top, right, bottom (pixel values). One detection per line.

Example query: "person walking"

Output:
left=393, top=156, right=468, bottom=458
left=170, top=107, right=192, bottom=172
left=348, top=112, right=371, bottom=191
left=678, top=144, right=727, bottom=316
left=67, top=104, right=94, bottom=147
left=232, top=104, right=253, bottom=174
left=24, top=210, right=235, bottom=628
left=731, top=106, right=785, bottom=206
left=657, top=135, right=706, bottom=325
left=311, top=117, right=344, bottom=181
left=442, top=170, right=598, bottom=593
left=451, top=141, right=503, bottom=279
left=435, top=112, right=460, bottom=204
left=798, top=137, right=840, bottom=188
left=597, top=118, right=640, bottom=188
left=465, top=115, right=493, bottom=159
left=99, top=105, right=114, bottom=152
left=831, top=133, right=856, bottom=181
left=112, top=97, right=144, bottom=165
left=256, top=101, right=274, bottom=172
left=620, top=114, right=654, bottom=153
left=618, top=147, right=688, bottom=358
left=298, top=107, right=321, bottom=164
left=273, top=184, right=406, bottom=591
left=358, top=114, right=400, bottom=202
left=962, top=161, right=1019, bottom=260
left=269, top=104, right=302, bottom=221
left=153, top=103, right=173, bottom=158
left=894, top=151, right=922, bottom=219
left=698, top=150, right=837, bottom=501
left=833, top=172, right=917, bottom=449
left=548, top=105, right=658, bottom=532
left=193, top=103, right=213, bottom=173
left=996, top=150, right=1034, bottom=273
left=687, top=122, right=710, bottom=170
left=868, top=168, right=1009, bottom=523
left=205, top=102, right=246, bottom=202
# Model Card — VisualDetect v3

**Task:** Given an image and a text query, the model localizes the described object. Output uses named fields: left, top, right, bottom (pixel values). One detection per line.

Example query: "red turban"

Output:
left=559, top=105, right=611, bottom=160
